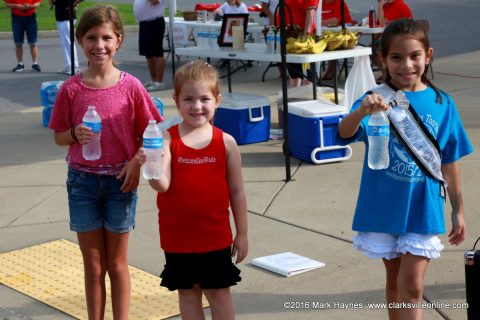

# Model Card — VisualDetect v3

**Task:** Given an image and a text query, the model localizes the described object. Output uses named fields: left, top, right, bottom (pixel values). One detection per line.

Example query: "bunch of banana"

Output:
left=324, top=28, right=359, bottom=51
left=285, top=35, right=327, bottom=54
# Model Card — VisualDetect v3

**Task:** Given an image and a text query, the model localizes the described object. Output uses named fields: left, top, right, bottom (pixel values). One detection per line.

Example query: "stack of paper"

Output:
left=251, top=252, right=325, bottom=277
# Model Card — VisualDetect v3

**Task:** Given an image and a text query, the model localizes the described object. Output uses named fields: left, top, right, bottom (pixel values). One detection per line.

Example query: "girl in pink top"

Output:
left=139, top=60, right=248, bottom=320
left=48, top=5, right=162, bottom=319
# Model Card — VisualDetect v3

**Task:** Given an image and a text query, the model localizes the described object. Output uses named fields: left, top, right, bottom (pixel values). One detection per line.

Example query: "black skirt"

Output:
left=160, top=246, right=241, bottom=291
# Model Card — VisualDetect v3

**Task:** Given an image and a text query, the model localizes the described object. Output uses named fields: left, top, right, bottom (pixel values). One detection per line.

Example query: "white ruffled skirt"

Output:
left=353, top=232, right=444, bottom=260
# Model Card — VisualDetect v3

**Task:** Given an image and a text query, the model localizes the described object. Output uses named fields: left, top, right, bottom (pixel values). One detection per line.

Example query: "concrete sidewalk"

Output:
left=0, top=30, right=479, bottom=319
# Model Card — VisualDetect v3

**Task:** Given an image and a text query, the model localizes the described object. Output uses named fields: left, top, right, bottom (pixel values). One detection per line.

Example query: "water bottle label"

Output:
left=144, top=137, right=163, bottom=149
left=368, top=125, right=390, bottom=137
left=83, top=121, right=101, bottom=133
left=267, top=34, right=275, bottom=41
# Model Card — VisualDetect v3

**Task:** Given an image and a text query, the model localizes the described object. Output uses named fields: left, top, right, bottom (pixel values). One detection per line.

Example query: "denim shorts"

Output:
left=12, top=13, right=38, bottom=45
left=66, top=167, right=138, bottom=233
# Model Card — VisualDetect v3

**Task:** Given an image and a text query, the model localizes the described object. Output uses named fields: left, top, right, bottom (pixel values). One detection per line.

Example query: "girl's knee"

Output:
left=204, top=288, right=232, bottom=304
left=397, top=277, right=423, bottom=299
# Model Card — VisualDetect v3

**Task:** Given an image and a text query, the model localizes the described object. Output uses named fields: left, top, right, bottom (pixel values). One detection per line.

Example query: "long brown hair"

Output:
left=76, top=5, right=124, bottom=49
left=379, top=18, right=444, bottom=103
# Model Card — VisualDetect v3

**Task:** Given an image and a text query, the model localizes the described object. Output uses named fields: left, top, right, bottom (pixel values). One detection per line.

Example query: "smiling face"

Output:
left=175, top=81, right=220, bottom=128
left=79, top=22, right=123, bottom=69
left=381, top=35, right=433, bottom=91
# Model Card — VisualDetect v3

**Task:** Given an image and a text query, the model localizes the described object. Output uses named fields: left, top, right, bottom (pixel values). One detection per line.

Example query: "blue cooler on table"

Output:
left=288, top=100, right=352, bottom=164
left=214, top=93, right=270, bottom=145
left=40, top=81, right=64, bottom=127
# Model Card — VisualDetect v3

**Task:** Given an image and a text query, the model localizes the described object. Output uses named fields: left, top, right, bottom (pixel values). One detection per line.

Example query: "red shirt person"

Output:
left=322, top=0, right=353, bottom=26
left=378, top=0, right=413, bottom=27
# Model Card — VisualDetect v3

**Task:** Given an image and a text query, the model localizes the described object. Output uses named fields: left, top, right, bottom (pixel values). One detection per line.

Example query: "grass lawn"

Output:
left=0, top=1, right=179, bottom=32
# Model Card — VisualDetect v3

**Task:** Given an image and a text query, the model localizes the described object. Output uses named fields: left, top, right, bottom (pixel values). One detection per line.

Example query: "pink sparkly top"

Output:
left=48, top=72, right=163, bottom=175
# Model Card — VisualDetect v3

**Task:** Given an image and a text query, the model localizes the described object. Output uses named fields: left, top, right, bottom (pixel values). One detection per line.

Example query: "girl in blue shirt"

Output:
left=337, top=19, right=473, bottom=320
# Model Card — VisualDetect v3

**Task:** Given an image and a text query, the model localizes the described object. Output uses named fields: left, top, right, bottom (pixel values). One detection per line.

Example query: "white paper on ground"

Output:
left=251, top=252, right=325, bottom=277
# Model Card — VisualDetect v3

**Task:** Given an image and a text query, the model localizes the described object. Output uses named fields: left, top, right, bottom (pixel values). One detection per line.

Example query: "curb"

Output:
left=0, top=25, right=139, bottom=40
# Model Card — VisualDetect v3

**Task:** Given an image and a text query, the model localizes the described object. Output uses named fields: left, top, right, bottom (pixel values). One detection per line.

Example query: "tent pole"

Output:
left=279, top=0, right=291, bottom=182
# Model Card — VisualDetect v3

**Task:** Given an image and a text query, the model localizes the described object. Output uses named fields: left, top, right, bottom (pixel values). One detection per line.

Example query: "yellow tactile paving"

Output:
left=0, top=239, right=208, bottom=320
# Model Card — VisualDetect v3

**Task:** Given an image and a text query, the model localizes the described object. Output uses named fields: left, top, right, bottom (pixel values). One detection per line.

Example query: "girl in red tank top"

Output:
left=139, top=60, right=248, bottom=320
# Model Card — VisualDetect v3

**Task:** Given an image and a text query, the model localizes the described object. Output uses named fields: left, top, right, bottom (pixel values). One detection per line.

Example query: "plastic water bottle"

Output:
left=209, top=29, right=219, bottom=49
left=266, top=28, right=275, bottom=53
left=197, top=29, right=210, bottom=48
left=143, top=120, right=163, bottom=180
left=368, top=6, right=376, bottom=28
left=367, top=110, right=390, bottom=169
left=82, top=105, right=101, bottom=160
left=275, top=32, right=281, bottom=53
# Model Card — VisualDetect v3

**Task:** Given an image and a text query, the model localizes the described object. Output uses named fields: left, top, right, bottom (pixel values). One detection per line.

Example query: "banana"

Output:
left=311, top=40, right=327, bottom=54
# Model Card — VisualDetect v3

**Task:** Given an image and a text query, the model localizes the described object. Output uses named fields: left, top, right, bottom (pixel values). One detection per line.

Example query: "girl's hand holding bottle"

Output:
left=73, top=124, right=95, bottom=144
left=360, top=93, right=389, bottom=116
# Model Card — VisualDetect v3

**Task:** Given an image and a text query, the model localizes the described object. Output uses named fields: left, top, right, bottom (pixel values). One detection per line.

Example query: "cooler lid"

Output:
left=220, top=92, right=270, bottom=110
left=288, top=100, right=347, bottom=117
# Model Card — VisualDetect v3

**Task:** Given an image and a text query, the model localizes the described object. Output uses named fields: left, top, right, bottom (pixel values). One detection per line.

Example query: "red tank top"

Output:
left=157, top=125, right=232, bottom=253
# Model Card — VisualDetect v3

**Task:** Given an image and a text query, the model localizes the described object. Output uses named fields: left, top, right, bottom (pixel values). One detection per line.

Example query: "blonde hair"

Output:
left=174, top=61, right=221, bottom=100
left=76, top=5, right=124, bottom=48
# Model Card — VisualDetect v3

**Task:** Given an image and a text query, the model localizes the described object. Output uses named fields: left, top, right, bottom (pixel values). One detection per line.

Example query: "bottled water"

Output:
left=275, top=32, right=281, bottom=53
left=82, top=105, right=101, bottom=160
left=266, top=28, right=275, bottom=53
left=209, top=29, right=219, bottom=49
left=197, top=29, right=210, bottom=48
left=143, top=120, right=163, bottom=180
left=367, top=110, right=390, bottom=170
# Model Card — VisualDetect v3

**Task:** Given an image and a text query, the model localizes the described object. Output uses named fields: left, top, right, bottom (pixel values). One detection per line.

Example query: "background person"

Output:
left=378, top=0, right=413, bottom=27
left=48, top=0, right=82, bottom=75
left=133, top=0, right=167, bottom=92
left=337, top=19, right=472, bottom=320
left=48, top=5, right=162, bottom=319
left=321, top=0, right=354, bottom=80
left=139, top=60, right=248, bottom=320
left=214, top=0, right=248, bottom=16
left=260, top=0, right=278, bottom=26
left=4, top=0, right=41, bottom=72
left=283, top=0, right=318, bottom=87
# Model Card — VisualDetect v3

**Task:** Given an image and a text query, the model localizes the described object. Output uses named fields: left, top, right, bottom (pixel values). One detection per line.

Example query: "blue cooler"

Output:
left=40, top=81, right=64, bottom=127
left=151, top=96, right=164, bottom=116
left=214, top=93, right=270, bottom=145
left=288, top=100, right=352, bottom=164
left=40, top=81, right=64, bottom=108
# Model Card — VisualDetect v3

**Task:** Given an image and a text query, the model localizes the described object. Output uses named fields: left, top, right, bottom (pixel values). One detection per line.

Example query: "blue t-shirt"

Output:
left=335, top=86, right=473, bottom=235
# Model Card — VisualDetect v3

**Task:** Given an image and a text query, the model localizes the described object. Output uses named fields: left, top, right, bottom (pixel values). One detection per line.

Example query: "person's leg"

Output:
left=383, top=257, right=401, bottom=320
left=178, top=284, right=205, bottom=320
left=30, top=45, right=38, bottom=64
left=105, top=230, right=131, bottom=320
left=25, top=14, right=38, bottom=65
left=397, top=253, right=430, bottom=320
left=204, top=287, right=235, bottom=320
left=57, top=20, right=72, bottom=69
left=11, top=15, right=24, bottom=64
left=77, top=229, right=107, bottom=320
left=147, top=56, right=166, bottom=83
left=15, top=45, right=23, bottom=64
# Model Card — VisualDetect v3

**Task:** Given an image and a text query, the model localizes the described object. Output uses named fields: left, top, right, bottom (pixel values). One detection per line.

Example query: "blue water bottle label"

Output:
left=83, top=121, right=102, bottom=133
left=368, top=125, right=390, bottom=137
left=144, top=137, right=163, bottom=149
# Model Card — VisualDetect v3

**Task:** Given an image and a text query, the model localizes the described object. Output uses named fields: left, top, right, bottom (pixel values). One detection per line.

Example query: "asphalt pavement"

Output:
left=0, top=6, right=479, bottom=319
